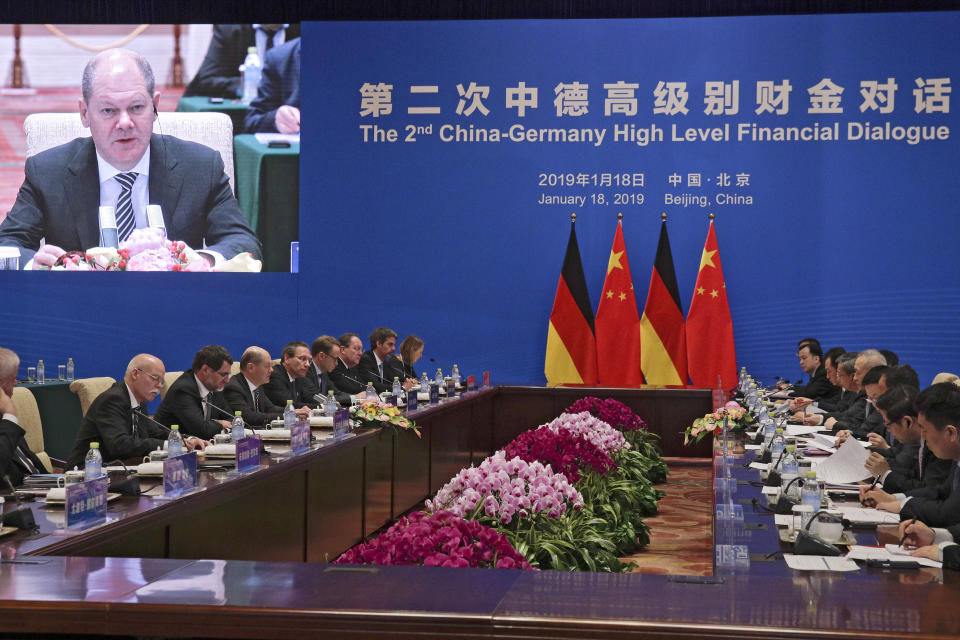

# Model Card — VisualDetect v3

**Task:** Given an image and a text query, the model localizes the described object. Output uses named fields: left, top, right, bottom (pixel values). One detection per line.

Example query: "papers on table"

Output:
left=846, top=545, right=942, bottom=568
left=832, top=505, right=900, bottom=525
left=786, top=425, right=825, bottom=437
left=812, top=437, right=871, bottom=484
left=784, top=554, right=860, bottom=571
left=775, top=514, right=793, bottom=526
left=749, top=462, right=771, bottom=471
left=254, top=133, right=300, bottom=145
left=744, top=444, right=762, bottom=451
left=761, top=485, right=780, bottom=495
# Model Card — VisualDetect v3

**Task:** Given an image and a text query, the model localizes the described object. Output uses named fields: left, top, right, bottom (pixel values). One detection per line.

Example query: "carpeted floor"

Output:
left=623, top=458, right=713, bottom=576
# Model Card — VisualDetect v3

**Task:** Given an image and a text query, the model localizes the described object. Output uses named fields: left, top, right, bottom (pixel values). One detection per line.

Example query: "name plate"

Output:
left=236, top=436, right=260, bottom=473
left=445, top=380, right=456, bottom=399
left=483, top=371, right=490, bottom=388
left=334, top=408, right=350, bottom=438
left=290, top=419, right=311, bottom=453
left=386, top=393, right=398, bottom=407
left=163, top=451, right=198, bottom=496
left=66, top=477, right=108, bottom=528
left=429, top=384, right=440, bottom=404
left=467, top=374, right=476, bottom=392
left=406, top=388, right=418, bottom=411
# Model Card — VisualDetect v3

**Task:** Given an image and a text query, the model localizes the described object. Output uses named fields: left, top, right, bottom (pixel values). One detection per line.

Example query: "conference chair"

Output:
left=69, top=377, right=117, bottom=415
left=161, top=371, right=183, bottom=400
left=10, top=387, right=58, bottom=472
left=23, top=111, right=236, bottom=191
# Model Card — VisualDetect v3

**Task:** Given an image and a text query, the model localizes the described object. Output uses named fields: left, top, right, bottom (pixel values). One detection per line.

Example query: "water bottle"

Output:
left=37, top=359, right=45, bottom=384
left=167, top=425, right=183, bottom=457
left=760, top=407, right=776, bottom=452
left=325, top=392, right=338, bottom=415
left=365, top=382, right=378, bottom=402
left=392, top=376, right=402, bottom=401
left=239, top=47, right=262, bottom=104
left=421, top=372, right=429, bottom=389
left=84, top=442, right=102, bottom=480
left=770, top=428, right=786, bottom=471
left=66, top=357, right=75, bottom=382
left=231, top=411, right=244, bottom=442
left=283, top=400, right=296, bottom=428
left=435, top=368, right=443, bottom=387
left=452, top=364, right=461, bottom=387
left=780, top=445, right=800, bottom=499
left=800, top=470, right=822, bottom=533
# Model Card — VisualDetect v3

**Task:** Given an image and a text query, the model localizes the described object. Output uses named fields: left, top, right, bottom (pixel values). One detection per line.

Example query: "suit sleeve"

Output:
left=199, top=149, right=263, bottom=261
left=243, top=50, right=283, bottom=133
left=93, top=394, right=164, bottom=462
left=330, top=366, right=366, bottom=395
left=224, top=382, right=279, bottom=427
left=0, top=419, right=28, bottom=486
left=357, top=354, right=389, bottom=393
left=0, top=154, right=46, bottom=266
left=183, top=26, right=243, bottom=98
left=900, top=472, right=959, bottom=526
left=156, top=386, right=223, bottom=440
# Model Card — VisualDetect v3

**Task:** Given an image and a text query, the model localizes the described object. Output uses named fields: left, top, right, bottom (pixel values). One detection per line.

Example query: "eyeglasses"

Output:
left=136, top=368, right=162, bottom=384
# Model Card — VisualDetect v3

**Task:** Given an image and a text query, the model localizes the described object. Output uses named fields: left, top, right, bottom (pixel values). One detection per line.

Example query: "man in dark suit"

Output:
left=244, top=37, right=300, bottom=134
left=263, top=341, right=315, bottom=409
left=301, top=335, right=355, bottom=406
left=330, top=333, right=367, bottom=396
left=155, top=345, right=235, bottom=440
left=789, top=343, right=835, bottom=401
left=358, top=327, right=398, bottom=394
left=0, top=348, right=47, bottom=486
left=68, top=354, right=206, bottom=469
left=224, top=346, right=309, bottom=426
left=0, top=48, right=260, bottom=268
left=184, top=24, right=300, bottom=98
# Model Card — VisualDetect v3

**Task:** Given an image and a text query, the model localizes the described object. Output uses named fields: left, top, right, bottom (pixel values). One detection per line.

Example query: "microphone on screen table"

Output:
left=202, top=399, right=250, bottom=428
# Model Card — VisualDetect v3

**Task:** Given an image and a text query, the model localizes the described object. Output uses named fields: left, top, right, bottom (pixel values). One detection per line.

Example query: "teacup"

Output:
left=213, top=433, right=233, bottom=444
left=144, top=449, right=168, bottom=463
left=46, top=487, right=66, bottom=502
left=136, top=461, right=165, bottom=476
left=63, top=469, right=85, bottom=485
left=817, top=511, right=844, bottom=543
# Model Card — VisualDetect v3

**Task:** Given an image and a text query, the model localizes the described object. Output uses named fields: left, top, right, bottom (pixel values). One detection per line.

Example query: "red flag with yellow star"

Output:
left=595, top=219, right=643, bottom=386
left=640, top=218, right=687, bottom=385
left=686, top=219, right=737, bottom=389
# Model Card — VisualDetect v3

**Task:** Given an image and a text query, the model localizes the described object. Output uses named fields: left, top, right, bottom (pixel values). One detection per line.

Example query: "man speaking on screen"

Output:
left=0, top=48, right=260, bottom=269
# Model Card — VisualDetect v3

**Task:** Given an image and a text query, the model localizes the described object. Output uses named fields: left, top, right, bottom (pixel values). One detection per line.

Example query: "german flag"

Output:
left=545, top=217, right=597, bottom=386
left=596, top=216, right=643, bottom=386
left=639, top=215, right=687, bottom=385
left=686, top=216, right=737, bottom=389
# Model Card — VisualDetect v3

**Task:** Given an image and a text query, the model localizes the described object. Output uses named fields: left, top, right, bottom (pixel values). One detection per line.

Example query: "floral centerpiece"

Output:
left=334, top=510, right=533, bottom=569
left=683, top=400, right=755, bottom=445
left=49, top=228, right=261, bottom=272
left=502, top=424, right=615, bottom=483
left=349, top=400, right=420, bottom=438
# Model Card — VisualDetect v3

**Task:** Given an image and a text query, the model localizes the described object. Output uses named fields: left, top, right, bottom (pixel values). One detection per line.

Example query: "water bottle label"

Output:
left=163, top=452, right=198, bottom=497
left=66, top=477, right=108, bottom=529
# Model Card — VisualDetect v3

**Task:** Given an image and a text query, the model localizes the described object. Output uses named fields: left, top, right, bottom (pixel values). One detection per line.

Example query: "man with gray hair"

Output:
left=0, top=347, right=50, bottom=485
left=67, top=354, right=206, bottom=469
left=0, top=47, right=260, bottom=268
left=224, top=346, right=309, bottom=426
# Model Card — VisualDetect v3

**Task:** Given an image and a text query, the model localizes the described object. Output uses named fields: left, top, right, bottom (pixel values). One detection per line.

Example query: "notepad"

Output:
left=784, top=554, right=860, bottom=571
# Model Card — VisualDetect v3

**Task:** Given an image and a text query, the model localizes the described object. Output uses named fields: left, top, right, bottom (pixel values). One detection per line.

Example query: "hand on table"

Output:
left=835, top=429, right=852, bottom=446
left=866, top=433, right=889, bottom=450
left=910, top=545, right=941, bottom=562
left=276, top=105, right=300, bottom=134
left=184, top=437, right=209, bottom=452
left=294, top=406, right=311, bottom=420
left=864, top=452, right=890, bottom=476
left=33, top=244, right=65, bottom=269
left=860, top=487, right=893, bottom=507
left=402, top=378, right=417, bottom=392
left=824, top=417, right=838, bottom=431
left=899, top=519, right=934, bottom=548
left=876, top=500, right=902, bottom=514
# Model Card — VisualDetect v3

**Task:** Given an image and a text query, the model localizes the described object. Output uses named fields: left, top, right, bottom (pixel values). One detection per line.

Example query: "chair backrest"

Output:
left=23, top=111, right=235, bottom=191
left=230, top=361, right=241, bottom=376
left=10, top=387, right=52, bottom=473
left=161, top=371, right=183, bottom=400
left=69, top=377, right=117, bottom=415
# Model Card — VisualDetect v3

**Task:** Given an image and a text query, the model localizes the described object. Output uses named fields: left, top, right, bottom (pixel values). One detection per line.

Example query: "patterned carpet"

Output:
left=623, top=458, right=713, bottom=576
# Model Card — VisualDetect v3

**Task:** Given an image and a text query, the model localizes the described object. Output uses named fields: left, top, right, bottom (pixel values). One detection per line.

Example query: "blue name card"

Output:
left=236, top=436, right=260, bottom=473
left=163, top=451, right=198, bottom=496
left=334, top=408, right=350, bottom=438
left=407, top=388, right=418, bottom=412
left=66, top=477, right=108, bottom=528
left=291, top=419, right=311, bottom=453
left=429, top=384, right=439, bottom=404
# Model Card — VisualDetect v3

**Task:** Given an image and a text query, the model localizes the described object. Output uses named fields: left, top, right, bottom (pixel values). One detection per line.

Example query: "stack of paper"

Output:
left=846, top=545, right=942, bottom=568
left=784, top=554, right=860, bottom=571
left=812, top=438, right=872, bottom=484
left=832, top=505, right=900, bottom=524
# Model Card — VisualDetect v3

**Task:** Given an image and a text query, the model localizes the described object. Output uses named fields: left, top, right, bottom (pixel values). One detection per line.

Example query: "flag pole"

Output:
left=661, top=212, right=666, bottom=222
left=709, top=212, right=715, bottom=221
left=571, top=212, right=576, bottom=223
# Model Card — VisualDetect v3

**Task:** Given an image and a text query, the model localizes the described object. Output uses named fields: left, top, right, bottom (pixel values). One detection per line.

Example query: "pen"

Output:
left=899, top=517, right=917, bottom=548
left=868, top=474, right=881, bottom=491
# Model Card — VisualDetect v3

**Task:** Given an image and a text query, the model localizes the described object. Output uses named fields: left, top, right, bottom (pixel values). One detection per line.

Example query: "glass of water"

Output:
left=58, top=365, right=66, bottom=381
left=27, top=367, right=36, bottom=383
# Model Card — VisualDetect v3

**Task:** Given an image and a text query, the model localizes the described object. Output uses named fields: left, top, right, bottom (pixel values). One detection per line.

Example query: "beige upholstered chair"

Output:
left=10, top=387, right=54, bottom=472
left=161, top=371, right=184, bottom=400
left=230, top=361, right=241, bottom=376
left=69, top=377, right=117, bottom=415
left=23, top=111, right=236, bottom=191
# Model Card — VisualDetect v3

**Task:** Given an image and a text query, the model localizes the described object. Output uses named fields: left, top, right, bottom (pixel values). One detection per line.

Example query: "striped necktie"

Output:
left=253, top=388, right=262, bottom=412
left=15, top=443, right=38, bottom=475
left=115, top=171, right=139, bottom=242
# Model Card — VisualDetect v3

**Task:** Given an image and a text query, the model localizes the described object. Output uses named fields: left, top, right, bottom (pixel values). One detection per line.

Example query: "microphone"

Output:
left=202, top=398, right=248, bottom=427
left=428, top=357, right=450, bottom=375
left=104, top=459, right=141, bottom=496
left=132, top=408, right=175, bottom=434
left=3, top=475, right=36, bottom=530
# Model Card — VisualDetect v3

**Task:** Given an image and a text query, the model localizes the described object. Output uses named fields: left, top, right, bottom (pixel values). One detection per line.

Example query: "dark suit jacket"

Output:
left=244, top=38, right=300, bottom=133
left=263, top=364, right=315, bottom=409
left=184, top=24, right=301, bottom=98
left=827, top=391, right=872, bottom=435
left=330, top=359, right=366, bottom=395
left=791, top=366, right=834, bottom=401
left=154, top=371, right=233, bottom=440
left=881, top=440, right=954, bottom=494
left=357, top=350, right=389, bottom=393
left=223, top=373, right=283, bottom=426
left=0, top=135, right=261, bottom=266
left=818, top=387, right=854, bottom=413
left=901, top=463, right=960, bottom=526
left=301, top=362, right=351, bottom=406
left=67, top=381, right=167, bottom=469
left=385, top=356, right=417, bottom=383
left=0, top=418, right=47, bottom=486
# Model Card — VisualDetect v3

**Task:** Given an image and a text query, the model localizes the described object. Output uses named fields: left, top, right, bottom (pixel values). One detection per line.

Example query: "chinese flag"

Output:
left=545, top=221, right=598, bottom=386
left=686, top=218, right=737, bottom=389
left=640, top=218, right=687, bottom=385
left=595, top=219, right=643, bottom=386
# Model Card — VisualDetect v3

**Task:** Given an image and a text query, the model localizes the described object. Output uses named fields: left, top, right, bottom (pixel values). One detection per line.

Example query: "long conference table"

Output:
left=1, top=385, right=958, bottom=639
